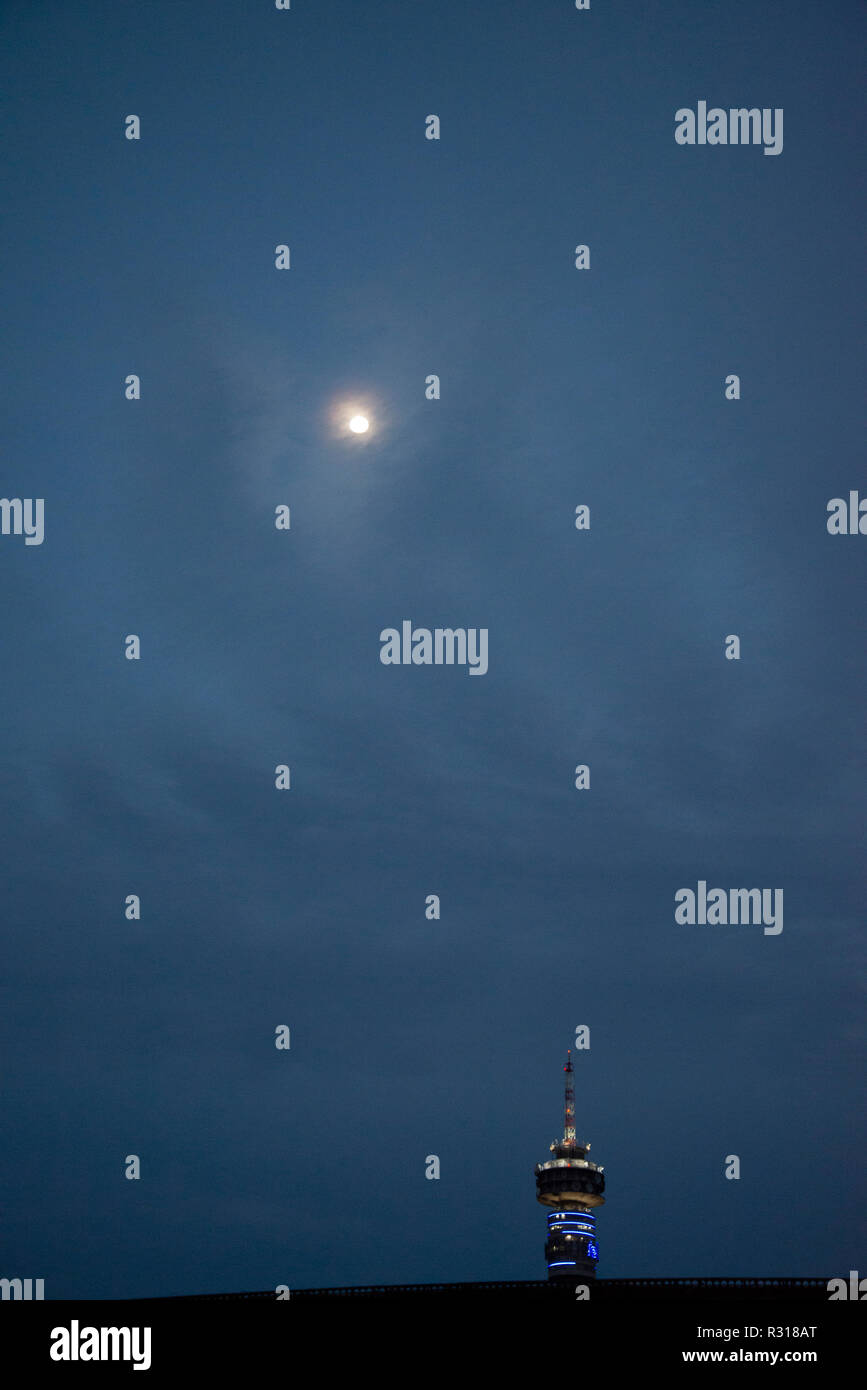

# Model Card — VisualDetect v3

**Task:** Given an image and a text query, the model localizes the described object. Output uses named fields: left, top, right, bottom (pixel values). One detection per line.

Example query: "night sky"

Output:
left=2, top=0, right=864, bottom=1299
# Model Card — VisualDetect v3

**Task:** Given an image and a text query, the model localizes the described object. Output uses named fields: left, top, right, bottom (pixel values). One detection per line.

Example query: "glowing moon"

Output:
left=328, top=396, right=380, bottom=442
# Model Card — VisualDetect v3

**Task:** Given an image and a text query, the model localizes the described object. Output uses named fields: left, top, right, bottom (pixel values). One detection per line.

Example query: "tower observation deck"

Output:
left=534, top=1049, right=605, bottom=1281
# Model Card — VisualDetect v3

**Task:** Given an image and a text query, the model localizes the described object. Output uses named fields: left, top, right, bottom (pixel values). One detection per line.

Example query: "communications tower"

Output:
left=534, top=1049, right=605, bottom=1281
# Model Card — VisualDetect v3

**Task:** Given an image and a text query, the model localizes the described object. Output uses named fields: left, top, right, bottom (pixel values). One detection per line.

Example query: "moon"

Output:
left=327, top=395, right=381, bottom=442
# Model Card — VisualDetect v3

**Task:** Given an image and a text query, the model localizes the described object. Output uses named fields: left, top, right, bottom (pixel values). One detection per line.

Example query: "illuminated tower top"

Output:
left=534, top=1048, right=606, bottom=1280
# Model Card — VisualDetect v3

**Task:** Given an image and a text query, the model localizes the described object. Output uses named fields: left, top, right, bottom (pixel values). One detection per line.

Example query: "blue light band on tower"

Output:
left=545, top=1210, right=597, bottom=1276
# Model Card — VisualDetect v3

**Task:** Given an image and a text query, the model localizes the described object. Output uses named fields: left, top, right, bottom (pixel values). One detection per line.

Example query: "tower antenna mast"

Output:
left=563, top=1049, right=576, bottom=1146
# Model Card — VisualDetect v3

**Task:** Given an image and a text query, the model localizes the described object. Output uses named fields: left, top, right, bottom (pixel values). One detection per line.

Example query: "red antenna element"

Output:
left=563, top=1050, right=576, bottom=1146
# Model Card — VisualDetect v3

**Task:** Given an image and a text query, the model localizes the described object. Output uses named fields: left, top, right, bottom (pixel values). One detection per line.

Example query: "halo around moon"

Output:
left=327, top=391, right=384, bottom=444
